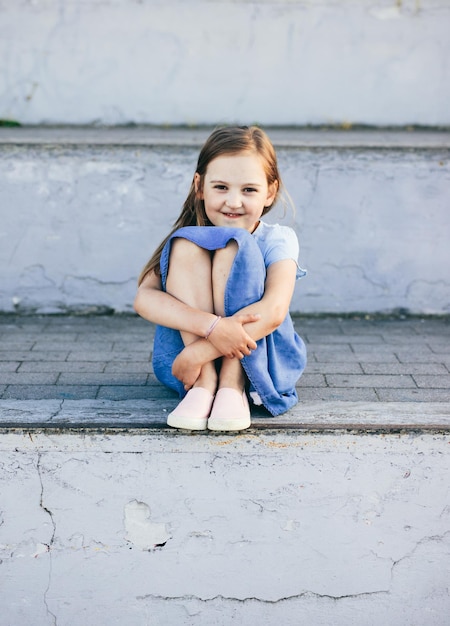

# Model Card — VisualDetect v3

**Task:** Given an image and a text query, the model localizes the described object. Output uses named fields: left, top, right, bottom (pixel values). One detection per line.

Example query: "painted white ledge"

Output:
left=0, top=127, right=449, bottom=149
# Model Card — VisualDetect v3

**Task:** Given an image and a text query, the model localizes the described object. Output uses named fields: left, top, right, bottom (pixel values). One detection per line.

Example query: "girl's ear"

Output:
left=265, top=180, right=278, bottom=207
left=194, top=173, right=203, bottom=198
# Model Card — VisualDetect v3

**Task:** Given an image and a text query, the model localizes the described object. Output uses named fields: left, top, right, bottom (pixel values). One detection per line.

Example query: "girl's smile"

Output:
left=195, top=153, right=277, bottom=233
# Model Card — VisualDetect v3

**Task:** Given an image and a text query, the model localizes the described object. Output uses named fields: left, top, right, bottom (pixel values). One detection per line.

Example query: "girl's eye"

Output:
left=214, top=185, right=227, bottom=191
left=244, top=187, right=257, bottom=193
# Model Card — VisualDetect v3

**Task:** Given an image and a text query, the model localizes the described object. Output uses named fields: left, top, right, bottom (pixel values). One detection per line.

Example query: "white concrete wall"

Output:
left=1, top=130, right=449, bottom=315
left=1, top=0, right=449, bottom=126
left=1, top=430, right=449, bottom=625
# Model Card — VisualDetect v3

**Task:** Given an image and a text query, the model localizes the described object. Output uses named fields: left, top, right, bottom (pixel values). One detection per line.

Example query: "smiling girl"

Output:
left=134, top=126, right=307, bottom=431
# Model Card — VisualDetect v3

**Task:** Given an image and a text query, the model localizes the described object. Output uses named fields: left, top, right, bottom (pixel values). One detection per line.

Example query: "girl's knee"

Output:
left=220, top=240, right=239, bottom=255
left=213, top=240, right=238, bottom=269
left=169, top=238, right=211, bottom=266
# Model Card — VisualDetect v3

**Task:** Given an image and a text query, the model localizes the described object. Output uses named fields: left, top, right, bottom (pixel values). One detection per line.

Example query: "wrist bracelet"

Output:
left=205, top=315, right=222, bottom=339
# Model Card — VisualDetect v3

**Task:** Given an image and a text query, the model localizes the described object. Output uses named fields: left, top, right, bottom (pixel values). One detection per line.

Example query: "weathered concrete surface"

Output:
left=1, top=0, right=449, bottom=126
left=1, top=399, right=450, bottom=431
left=1, top=130, right=449, bottom=315
left=0, top=430, right=449, bottom=625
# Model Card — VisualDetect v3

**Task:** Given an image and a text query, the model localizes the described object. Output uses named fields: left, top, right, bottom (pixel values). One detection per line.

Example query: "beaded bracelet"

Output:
left=205, top=315, right=222, bottom=339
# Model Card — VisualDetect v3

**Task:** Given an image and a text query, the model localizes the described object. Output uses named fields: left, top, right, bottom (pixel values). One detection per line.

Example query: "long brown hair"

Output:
left=138, top=125, right=283, bottom=284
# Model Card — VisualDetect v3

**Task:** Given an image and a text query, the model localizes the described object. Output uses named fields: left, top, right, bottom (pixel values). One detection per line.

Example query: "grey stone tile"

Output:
left=305, top=362, right=364, bottom=374
left=304, top=334, right=384, bottom=344
left=409, top=320, right=450, bottom=335
left=362, top=363, right=448, bottom=375
left=97, top=386, right=176, bottom=400
left=0, top=341, right=36, bottom=349
left=145, top=375, right=164, bottom=385
left=77, top=332, right=148, bottom=341
left=309, top=344, right=353, bottom=354
left=58, top=373, right=148, bottom=386
left=67, top=351, right=151, bottom=362
left=353, top=343, right=405, bottom=353
left=351, top=351, right=400, bottom=363
left=378, top=335, right=430, bottom=345
left=32, top=341, right=114, bottom=352
left=0, top=385, right=6, bottom=397
left=104, top=361, right=153, bottom=373
left=297, top=388, right=379, bottom=401
left=427, top=343, right=450, bottom=355
left=395, top=349, right=444, bottom=363
left=413, top=375, right=450, bottom=389
left=0, top=323, right=48, bottom=334
left=112, top=341, right=153, bottom=352
left=338, top=320, right=392, bottom=334
left=0, top=362, right=21, bottom=372
left=1, top=373, right=59, bottom=384
left=18, top=361, right=106, bottom=373
left=312, top=350, right=399, bottom=363
left=0, top=350, right=69, bottom=361
left=376, top=388, right=450, bottom=402
left=309, top=352, right=359, bottom=363
left=327, top=374, right=416, bottom=388
left=297, top=374, right=327, bottom=388
left=294, top=318, right=342, bottom=332
left=3, top=385, right=99, bottom=400
left=29, top=333, right=79, bottom=341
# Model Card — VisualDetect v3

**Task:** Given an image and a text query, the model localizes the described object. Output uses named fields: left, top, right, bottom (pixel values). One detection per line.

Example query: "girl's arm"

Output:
left=217, top=258, right=298, bottom=342
left=134, top=270, right=259, bottom=357
left=172, top=259, right=297, bottom=387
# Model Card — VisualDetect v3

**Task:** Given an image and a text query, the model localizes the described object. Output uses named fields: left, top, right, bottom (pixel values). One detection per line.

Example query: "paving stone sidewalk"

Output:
left=0, top=313, right=449, bottom=402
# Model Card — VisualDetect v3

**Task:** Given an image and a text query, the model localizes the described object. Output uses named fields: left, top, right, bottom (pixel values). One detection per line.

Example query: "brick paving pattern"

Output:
left=0, top=314, right=449, bottom=403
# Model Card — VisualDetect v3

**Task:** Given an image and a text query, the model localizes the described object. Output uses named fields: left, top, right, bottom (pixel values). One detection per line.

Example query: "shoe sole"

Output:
left=207, top=417, right=251, bottom=431
left=167, top=414, right=208, bottom=430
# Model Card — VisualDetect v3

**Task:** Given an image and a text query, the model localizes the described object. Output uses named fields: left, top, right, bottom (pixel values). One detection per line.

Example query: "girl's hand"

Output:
left=172, top=345, right=203, bottom=390
left=207, top=313, right=260, bottom=359
left=172, top=312, right=260, bottom=388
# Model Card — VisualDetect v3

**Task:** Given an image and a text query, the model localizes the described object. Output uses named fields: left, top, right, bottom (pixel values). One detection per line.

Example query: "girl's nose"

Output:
left=225, top=194, right=243, bottom=209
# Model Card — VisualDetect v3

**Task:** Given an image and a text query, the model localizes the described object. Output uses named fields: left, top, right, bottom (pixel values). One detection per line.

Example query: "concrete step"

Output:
left=1, top=313, right=449, bottom=624
left=1, top=126, right=449, bottom=148
left=1, top=127, right=449, bottom=316
left=1, top=399, right=449, bottom=435
left=1, top=424, right=448, bottom=625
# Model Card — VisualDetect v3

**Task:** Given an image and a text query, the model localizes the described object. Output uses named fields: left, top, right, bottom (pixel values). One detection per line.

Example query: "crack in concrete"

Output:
left=61, top=274, right=136, bottom=291
left=136, top=589, right=390, bottom=604
left=391, top=530, right=450, bottom=575
left=37, top=453, right=57, bottom=626
left=324, top=262, right=389, bottom=291
left=47, top=399, right=65, bottom=423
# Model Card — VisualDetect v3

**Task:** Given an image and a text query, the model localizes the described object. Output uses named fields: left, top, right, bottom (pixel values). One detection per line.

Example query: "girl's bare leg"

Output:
left=166, top=238, right=218, bottom=394
left=212, top=241, right=247, bottom=393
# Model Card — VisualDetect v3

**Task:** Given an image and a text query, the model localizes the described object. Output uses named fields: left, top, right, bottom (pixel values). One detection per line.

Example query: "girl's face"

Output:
left=194, top=152, right=277, bottom=233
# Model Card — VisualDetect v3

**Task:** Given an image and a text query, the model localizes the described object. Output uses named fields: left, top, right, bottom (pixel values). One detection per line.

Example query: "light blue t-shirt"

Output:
left=252, top=221, right=307, bottom=280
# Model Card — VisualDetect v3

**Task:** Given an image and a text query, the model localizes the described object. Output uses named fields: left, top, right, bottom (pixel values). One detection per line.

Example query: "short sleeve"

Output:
left=255, top=223, right=307, bottom=280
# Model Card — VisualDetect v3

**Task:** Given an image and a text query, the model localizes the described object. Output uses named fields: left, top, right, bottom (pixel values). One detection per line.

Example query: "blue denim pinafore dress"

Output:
left=152, top=226, right=307, bottom=416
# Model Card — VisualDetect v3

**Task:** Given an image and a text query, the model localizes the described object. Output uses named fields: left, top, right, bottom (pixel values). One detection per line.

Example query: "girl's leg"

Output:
left=208, top=240, right=251, bottom=430
left=166, top=238, right=217, bottom=394
left=211, top=241, right=247, bottom=394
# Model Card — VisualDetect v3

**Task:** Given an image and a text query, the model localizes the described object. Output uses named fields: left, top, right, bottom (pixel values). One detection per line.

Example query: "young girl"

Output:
left=134, top=126, right=307, bottom=431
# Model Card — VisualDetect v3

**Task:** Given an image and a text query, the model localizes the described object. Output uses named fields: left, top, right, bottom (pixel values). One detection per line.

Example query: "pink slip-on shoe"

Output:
left=207, top=388, right=251, bottom=431
left=167, top=388, right=214, bottom=430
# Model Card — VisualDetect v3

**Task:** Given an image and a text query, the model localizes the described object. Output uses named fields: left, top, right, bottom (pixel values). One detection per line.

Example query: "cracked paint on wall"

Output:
left=124, top=500, right=170, bottom=550
left=1, top=144, right=449, bottom=314
left=0, top=1, right=449, bottom=126
left=0, top=431, right=449, bottom=624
